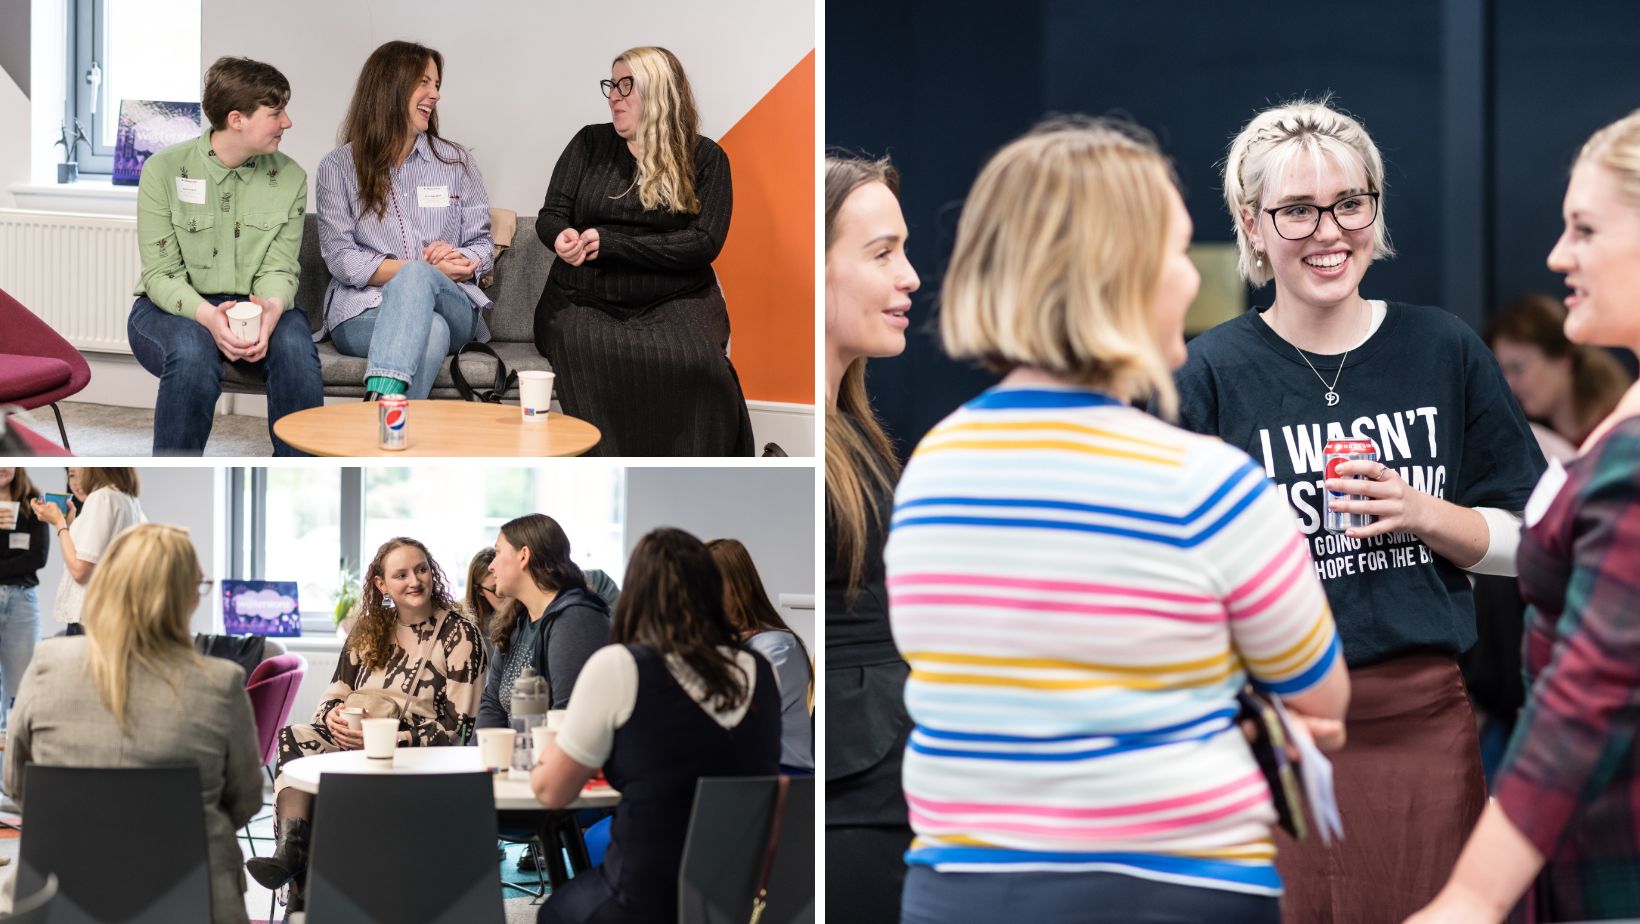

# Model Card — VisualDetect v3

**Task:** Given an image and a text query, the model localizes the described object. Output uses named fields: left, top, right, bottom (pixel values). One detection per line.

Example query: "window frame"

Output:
left=66, top=0, right=114, bottom=174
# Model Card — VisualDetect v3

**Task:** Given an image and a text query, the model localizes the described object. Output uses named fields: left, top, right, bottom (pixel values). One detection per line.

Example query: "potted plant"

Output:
left=334, top=561, right=361, bottom=638
left=55, top=120, right=89, bottom=184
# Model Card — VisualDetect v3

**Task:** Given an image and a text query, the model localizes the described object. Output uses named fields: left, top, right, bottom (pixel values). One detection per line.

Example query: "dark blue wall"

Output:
left=827, top=0, right=1640, bottom=457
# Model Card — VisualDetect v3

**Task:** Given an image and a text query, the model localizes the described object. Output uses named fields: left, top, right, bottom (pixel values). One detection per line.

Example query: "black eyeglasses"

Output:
left=1263, top=192, right=1380, bottom=241
left=599, top=77, right=635, bottom=100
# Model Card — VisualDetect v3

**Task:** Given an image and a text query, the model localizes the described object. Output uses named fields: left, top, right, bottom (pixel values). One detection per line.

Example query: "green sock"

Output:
left=366, top=376, right=407, bottom=395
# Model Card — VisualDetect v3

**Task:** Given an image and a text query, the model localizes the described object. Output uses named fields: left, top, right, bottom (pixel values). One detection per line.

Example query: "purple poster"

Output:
left=222, top=579, right=302, bottom=637
left=113, top=99, right=202, bottom=186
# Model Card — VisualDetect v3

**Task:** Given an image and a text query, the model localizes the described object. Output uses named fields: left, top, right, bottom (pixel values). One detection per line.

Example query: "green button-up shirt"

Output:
left=134, top=132, right=306, bottom=320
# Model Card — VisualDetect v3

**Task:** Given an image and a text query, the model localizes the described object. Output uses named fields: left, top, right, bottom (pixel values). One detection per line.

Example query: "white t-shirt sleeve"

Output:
left=70, top=490, right=120, bottom=565
left=555, top=645, right=637, bottom=769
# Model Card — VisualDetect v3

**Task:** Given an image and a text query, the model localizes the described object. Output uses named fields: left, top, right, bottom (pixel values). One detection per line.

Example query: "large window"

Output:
left=229, top=467, right=625, bottom=637
left=68, top=0, right=201, bottom=175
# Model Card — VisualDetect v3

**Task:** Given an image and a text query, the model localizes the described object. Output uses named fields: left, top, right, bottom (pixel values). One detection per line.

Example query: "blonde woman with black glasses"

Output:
left=1174, top=98, right=1545, bottom=921
left=5, top=524, right=262, bottom=924
left=533, top=46, right=751, bottom=456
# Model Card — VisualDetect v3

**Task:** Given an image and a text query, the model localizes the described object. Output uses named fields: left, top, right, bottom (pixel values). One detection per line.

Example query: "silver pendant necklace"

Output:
left=1295, top=348, right=1347, bottom=407
left=1280, top=301, right=1367, bottom=407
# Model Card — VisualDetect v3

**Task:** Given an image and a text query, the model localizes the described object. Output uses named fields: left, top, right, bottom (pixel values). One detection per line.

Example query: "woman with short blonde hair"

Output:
left=1174, top=98, right=1544, bottom=921
left=887, top=116, right=1348, bottom=923
left=533, top=45, right=751, bottom=456
left=6, top=523, right=263, bottom=923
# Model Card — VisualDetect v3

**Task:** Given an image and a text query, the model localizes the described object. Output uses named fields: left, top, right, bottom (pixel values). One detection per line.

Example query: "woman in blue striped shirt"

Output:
left=315, top=40, right=495, bottom=401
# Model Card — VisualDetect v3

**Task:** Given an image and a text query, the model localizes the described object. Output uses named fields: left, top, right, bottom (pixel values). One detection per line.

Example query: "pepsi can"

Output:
left=1323, top=438, right=1379, bottom=534
left=378, top=396, right=409, bottom=451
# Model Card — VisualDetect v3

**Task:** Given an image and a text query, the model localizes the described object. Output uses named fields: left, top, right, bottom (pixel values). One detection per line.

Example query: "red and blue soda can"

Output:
left=1323, top=438, right=1379, bottom=534
left=378, top=396, right=409, bottom=451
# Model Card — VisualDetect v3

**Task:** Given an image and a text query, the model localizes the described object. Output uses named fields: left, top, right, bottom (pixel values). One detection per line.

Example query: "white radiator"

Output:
left=0, top=209, right=139, bottom=354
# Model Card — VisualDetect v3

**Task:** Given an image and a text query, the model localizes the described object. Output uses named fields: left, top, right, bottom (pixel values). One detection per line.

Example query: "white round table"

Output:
left=280, top=746, right=620, bottom=810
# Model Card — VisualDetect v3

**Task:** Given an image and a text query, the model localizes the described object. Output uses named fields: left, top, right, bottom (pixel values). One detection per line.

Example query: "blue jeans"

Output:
left=331, top=262, right=476, bottom=400
left=127, top=295, right=323, bottom=456
left=0, top=586, right=39, bottom=731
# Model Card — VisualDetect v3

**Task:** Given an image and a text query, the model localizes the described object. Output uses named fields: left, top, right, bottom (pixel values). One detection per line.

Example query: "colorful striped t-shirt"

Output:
left=885, top=387, right=1341, bottom=896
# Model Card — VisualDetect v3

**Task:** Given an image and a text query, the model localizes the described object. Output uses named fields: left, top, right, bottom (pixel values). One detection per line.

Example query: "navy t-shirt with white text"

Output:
left=1173, top=302, right=1546, bottom=666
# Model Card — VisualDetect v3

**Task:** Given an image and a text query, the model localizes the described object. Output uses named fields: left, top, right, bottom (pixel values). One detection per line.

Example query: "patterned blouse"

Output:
left=316, top=608, right=486, bottom=747
left=1495, top=415, right=1640, bottom=920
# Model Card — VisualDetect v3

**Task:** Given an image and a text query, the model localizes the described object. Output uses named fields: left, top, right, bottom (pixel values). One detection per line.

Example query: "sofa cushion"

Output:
left=0, top=354, right=72, bottom=403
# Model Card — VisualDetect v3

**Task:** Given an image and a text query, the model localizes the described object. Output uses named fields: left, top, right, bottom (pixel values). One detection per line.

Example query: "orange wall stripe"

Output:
left=716, top=50, right=815, bottom=406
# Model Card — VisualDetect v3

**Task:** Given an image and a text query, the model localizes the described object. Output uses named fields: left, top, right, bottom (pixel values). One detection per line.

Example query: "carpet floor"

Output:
left=14, top=401, right=274, bottom=457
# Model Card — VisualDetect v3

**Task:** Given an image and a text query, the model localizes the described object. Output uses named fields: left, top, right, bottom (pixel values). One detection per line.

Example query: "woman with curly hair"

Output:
left=533, top=46, right=751, bottom=456
left=246, top=536, right=485, bottom=913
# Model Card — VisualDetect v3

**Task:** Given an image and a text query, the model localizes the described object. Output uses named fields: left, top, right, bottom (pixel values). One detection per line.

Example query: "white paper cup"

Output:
left=476, top=727, right=515, bottom=771
left=518, top=370, right=554, bottom=423
left=531, top=724, right=555, bottom=763
left=361, top=717, right=398, bottom=760
left=0, top=501, right=17, bottom=529
left=342, top=707, right=365, bottom=732
left=225, top=302, right=260, bottom=342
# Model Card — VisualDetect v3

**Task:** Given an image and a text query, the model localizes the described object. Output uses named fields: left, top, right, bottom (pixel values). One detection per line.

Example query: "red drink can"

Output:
left=377, top=396, right=409, bottom=451
left=1323, top=438, right=1379, bottom=534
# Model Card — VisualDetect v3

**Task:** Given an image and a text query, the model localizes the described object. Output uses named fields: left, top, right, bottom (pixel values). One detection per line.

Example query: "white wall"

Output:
left=202, top=0, right=814, bottom=214
left=29, top=466, right=220, bottom=635
left=625, top=465, right=815, bottom=650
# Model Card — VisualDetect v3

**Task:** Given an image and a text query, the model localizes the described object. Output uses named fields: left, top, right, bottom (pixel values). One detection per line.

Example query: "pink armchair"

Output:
left=0, top=287, right=91, bottom=449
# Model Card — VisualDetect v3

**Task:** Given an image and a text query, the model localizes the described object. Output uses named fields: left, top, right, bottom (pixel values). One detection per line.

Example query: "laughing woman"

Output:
left=534, top=46, right=751, bottom=456
left=315, top=40, right=495, bottom=401
left=246, top=537, right=484, bottom=914
left=1174, top=98, right=1545, bottom=921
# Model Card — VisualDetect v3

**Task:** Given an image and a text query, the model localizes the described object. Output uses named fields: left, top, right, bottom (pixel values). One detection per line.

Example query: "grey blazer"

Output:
left=5, top=637, right=264, bottom=924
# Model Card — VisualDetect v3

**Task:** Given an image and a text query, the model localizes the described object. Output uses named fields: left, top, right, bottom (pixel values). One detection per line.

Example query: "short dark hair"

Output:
left=202, top=57, right=290, bottom=132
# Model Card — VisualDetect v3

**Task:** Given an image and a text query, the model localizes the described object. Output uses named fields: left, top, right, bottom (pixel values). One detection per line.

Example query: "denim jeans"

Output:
left=0, top=586, right=39, bottom=731
left=331, top=261, right=477, bottom=400
left=901, top=867, right=1281, bottom=924
left=127, top=295, right=323, bottom=456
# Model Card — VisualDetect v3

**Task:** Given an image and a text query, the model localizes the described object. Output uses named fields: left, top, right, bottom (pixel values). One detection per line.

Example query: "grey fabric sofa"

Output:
left=222, top=213, right=551, bottom=399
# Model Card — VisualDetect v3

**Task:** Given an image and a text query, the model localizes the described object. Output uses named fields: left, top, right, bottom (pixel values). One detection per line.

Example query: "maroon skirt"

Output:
left=1274, top=652, right=1486, bottom=923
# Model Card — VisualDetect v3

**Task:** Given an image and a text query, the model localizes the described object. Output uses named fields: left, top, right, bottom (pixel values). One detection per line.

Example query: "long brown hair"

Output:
left=462, top=546, right=507, bottom=639
left=707, top=538, right=813, bottom=709
left=825, top=155, right=903, bottom=599
left=1488, top=293, right=1631, bottom=436
left=349, top=537, right=457, bottom=673
left=3, top=468, right=39, bottom=504
left=615, top=528, right=747, bottom=711
left=77, top=467, right=140, bottom=497
left=616, top=46, right=701, bottom=214
left=82, top=524, right=204, bottom=726
left=491, top=514, right=587, bottom=655
left=339, top=40, right=467, bottom=220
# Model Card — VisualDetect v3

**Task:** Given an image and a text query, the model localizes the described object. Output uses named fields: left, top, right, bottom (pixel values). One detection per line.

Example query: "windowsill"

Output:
left=10, top=177, right=139, bottom=216
left=277, top=633, right=345, bottom=653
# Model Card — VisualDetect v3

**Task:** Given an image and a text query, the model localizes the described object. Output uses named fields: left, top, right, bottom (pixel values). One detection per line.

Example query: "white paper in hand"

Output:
left=1271, top=698, right=1345, bottom=843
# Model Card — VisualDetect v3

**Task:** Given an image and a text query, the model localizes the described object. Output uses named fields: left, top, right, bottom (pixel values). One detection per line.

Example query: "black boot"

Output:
left=246, top=818, right=310, bottom=891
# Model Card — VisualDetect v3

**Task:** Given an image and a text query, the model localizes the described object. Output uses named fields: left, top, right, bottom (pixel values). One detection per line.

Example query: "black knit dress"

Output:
left=534, top=124, right=754, bottom=457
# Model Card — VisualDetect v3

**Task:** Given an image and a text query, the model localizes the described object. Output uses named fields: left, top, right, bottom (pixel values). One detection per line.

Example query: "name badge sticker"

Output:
left=176, top=177, right=207, bottom=205
left=8, top=533, right=29, bottom=551
left=417, top=185, right=450, bottom=208
left=1523, top=459, right=1568, bottom=529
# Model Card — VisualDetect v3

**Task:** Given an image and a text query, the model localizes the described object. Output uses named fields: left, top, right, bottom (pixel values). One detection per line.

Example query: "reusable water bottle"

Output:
left=509, top=666, right=549, bottom=777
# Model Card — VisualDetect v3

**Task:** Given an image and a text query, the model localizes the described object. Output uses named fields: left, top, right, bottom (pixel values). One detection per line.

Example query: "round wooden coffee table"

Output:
left=274, top=400, right=601, bottom=456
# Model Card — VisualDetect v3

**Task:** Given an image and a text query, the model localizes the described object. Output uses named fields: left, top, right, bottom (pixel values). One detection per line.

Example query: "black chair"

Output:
left=17, top=765, right=211, bottom=924
left=6, top=872, right=59, bottom=923
left=306, top=771, right=505, bottom=923
left=679, top=776, right=815, bottom=924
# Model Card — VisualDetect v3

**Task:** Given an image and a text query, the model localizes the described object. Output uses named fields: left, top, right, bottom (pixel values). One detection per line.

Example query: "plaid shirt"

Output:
left=1494, top=416, right=1640, bottom=920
